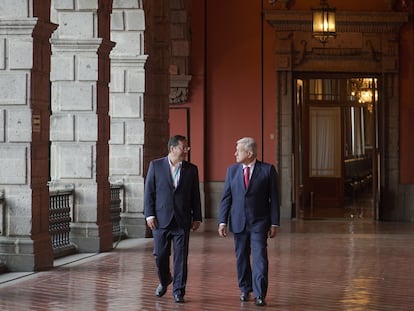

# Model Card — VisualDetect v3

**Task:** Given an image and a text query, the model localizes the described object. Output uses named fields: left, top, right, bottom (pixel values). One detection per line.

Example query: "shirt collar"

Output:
left=168, top=156, right=182, bottom=168
left=243, top=159, right=256, bottom=169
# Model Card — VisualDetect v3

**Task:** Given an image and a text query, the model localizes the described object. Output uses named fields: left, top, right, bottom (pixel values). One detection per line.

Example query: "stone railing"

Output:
left=110, top=183, right=126, bottom=241
left=49, top=188, right=77, bottom=258
left=0, top=183, right=126, bottom=264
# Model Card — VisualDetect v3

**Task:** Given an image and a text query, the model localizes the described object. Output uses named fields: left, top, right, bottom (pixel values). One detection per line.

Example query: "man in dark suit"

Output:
left=218, top=137, right=280, bottom=307
left=144, top=135, right=202, bottom=303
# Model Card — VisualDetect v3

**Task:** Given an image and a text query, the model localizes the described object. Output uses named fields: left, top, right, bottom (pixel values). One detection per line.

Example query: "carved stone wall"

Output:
left=266, top=11, right=407, bottom=73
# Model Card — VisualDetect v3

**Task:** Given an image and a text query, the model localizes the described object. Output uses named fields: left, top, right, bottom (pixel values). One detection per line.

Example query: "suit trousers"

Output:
left=233, top=229, right=269, bottom=298
left=152, top=222, right=190, bottom=297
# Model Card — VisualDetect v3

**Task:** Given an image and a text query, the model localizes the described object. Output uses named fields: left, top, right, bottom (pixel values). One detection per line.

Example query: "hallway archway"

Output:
left=294, top=76, right=378, bottom=219
left=266, top=9, right=407, bottom=220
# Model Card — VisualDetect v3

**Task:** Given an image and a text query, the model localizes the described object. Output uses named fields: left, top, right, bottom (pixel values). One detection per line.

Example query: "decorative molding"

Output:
left=268, top=0, right=291, bottom=9
left=50, top=38, right=104, bottom=51
left=265, top=10, right=408, bottom=72
left=265, top=11, right=408, bottom=33
left=169, top=74, right=192, bottom=104
left=0, top=19, right=38, bottom=34
left=110, top=55, right=148, bottom=67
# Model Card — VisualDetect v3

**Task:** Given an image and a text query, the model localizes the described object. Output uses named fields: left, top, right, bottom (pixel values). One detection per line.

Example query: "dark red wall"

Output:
left=205, top=0, right=268, bottom=181
left=179, top=0, right=414, bottom=183
left=170, top=0, right=206, bottom=181
left=399, top=21, right=414, bottom=183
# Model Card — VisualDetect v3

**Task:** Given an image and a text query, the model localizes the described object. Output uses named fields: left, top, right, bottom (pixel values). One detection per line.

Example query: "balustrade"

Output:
left=46, top=184, right=125, bottom=257
left=110, top=184, right=125, bottom=241
left=49, top=189, right=74, bottom=257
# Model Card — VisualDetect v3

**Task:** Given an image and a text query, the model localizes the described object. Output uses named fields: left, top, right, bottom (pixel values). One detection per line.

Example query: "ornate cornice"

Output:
left=110, top=55, right=148, bottom=67
left=265, top=10, right=408, bottom=33
left=50, top=38, right=104, bottom=51
left=0, top=19, right=38, bottom=34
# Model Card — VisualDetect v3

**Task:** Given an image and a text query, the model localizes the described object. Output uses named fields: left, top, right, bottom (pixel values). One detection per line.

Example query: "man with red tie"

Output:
left=218, top=137, right=280, bottom=307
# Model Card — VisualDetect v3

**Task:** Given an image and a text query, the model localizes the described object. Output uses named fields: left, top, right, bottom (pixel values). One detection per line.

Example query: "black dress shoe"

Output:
left=254, top=296, right=266, bottom=306
left=155, top=278, right=172, bottom=297
left=174, top=294, right=185, bottom=303
left=240, top=292, right=251, bottom=302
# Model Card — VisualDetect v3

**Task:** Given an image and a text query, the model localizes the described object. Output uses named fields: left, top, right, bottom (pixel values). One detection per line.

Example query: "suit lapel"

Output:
left=174, top=160, right=187, bottom=190
left=250, top=161, right=261, bottom=182
left=239, top=163, right=247, bottom=191
left=163, top=157, right=175, bottom=190
left=248, top=161, right=261, bottom=190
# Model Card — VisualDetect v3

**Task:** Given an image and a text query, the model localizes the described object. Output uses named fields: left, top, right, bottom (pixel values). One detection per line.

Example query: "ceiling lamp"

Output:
left=312, top=0, right=336, bottom=44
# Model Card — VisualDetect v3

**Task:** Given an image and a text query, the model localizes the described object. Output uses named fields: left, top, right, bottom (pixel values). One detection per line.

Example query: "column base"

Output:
left=121, top=213, right=147, bottom=238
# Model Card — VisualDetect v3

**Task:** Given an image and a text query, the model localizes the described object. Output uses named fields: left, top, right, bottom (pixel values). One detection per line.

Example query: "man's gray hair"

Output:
left=237, top=137, right=257, bottom=157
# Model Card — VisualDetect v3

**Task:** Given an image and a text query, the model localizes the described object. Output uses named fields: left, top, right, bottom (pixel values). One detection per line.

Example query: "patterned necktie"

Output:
left=244, top=166, right=250, bottom=188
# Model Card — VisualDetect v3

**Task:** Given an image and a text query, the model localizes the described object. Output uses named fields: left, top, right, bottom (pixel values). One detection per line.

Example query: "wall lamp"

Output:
left=312, top=0, right=336, bottom=44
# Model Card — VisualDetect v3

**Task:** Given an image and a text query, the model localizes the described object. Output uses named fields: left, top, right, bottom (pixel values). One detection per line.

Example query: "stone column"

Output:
left=110, top=1, right=147, bottom=237
left=0, top=0, right=56, bottom=271
left=50, top=0, right=114, bottom=252
left=142, top=0, right=171, bottom=237
left=143, top=0, right=171, bottom=172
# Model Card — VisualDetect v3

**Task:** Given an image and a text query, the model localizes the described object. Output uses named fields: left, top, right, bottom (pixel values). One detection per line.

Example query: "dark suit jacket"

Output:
left=218, top=160, right=280, bottom=233
left=144, top=156, right=202, bottom=230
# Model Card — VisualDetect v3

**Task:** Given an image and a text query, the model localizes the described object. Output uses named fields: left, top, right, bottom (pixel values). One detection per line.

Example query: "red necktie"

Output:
left=244, top=166, right=250, bottom=188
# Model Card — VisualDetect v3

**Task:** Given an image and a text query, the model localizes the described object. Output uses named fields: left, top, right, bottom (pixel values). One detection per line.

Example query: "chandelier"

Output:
left=350, top=78, right=377, bottom=113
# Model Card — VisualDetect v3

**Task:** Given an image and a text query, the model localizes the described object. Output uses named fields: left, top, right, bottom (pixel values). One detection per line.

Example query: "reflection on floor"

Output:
left=344, top=188, right=374, bottom=220
left=1, top=218, right=414, bottom=310
left=300, top=187, right=374, bottom=220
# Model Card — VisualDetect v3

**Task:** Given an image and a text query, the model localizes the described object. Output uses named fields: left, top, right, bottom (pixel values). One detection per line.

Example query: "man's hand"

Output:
left=218, top=224, right=227, bottom=237
left=192, top=221, right=201, bottom=232
left=146, top=217, right=157, bottom=230
left=268, top=226, right=278, bottom=238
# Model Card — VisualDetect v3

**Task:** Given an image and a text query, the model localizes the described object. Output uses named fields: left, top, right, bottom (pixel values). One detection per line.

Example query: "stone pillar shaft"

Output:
left=50, top=0, right=114, bottom=252
left=110, top=1, right=147, bottom=237
left=0, top=0, right=56, bottom=271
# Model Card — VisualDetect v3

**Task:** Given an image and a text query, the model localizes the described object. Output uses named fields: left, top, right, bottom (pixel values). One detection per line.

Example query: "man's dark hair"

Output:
left=168, top=135, right=186, bottom=151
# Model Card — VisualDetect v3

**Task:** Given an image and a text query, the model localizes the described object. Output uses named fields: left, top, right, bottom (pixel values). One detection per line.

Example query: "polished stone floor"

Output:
left=1, top=218, right=414, bottom=310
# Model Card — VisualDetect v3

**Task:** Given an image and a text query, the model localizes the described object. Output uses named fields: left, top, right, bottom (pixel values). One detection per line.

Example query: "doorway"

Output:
left=294, top=77, right=379, bottom=220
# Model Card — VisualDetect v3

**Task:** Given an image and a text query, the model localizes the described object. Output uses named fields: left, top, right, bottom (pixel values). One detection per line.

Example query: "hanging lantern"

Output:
left=312, top=0, right=336, bottom=44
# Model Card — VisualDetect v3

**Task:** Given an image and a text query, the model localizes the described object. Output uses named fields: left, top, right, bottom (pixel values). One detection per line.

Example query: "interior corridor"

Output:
left=0, top=218, right=413, bottom=310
